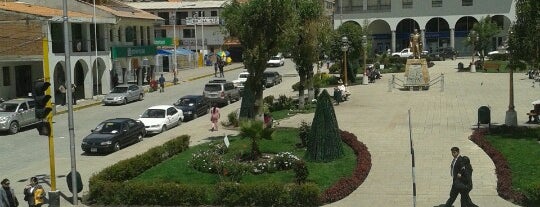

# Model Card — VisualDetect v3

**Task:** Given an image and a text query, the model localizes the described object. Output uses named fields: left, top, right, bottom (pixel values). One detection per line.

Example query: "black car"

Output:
left=430, top=47, right=458, bottom=61
left=174, top=95, right=210, bottom=121
left=81, top=118, right=146, bottom=154
left=263, top=71, right=282, bottom=87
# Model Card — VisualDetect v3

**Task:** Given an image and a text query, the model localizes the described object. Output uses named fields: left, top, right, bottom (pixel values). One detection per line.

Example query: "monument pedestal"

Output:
left=404, top=59, right=430, bottom=90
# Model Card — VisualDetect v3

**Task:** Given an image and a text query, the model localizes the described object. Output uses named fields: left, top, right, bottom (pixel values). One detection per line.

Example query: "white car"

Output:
left=267, top=54, right=285, bottom=67
left=232, top=71, right=249, bottom=90
left=138, top=105, right=183, bottom=134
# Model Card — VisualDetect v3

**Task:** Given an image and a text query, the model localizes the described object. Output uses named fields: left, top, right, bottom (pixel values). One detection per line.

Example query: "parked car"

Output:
left=0, top=98, right=39, bottom=134
left=138, top=105, right=183, bottom=134
left=488, top=46, right=509, bottom=56
left=232, top=71, right=250, bottom=91
left=173, top=95, right=210, bottom=121
left=267, top=53, right=285, bottom=67
left=81, top=118, right=146, bottom=154
left=392, top=48, right=428, bottom=58
left=263, top=71, right=282, bottom=87
left=429, top=47, right=458, bottom=61
left=203, top=81, right=241, bottom=105
left=102, top=84, right=144, bottom=105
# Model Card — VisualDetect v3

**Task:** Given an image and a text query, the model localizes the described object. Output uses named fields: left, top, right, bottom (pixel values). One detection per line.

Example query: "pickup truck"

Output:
left=392, top=48, right=428, bottom=58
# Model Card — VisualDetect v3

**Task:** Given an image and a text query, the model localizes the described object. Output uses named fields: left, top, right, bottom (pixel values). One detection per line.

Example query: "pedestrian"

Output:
left=23, top=177, right=44, bottom=207
left=71, top=84, right=76, bottom=105
left=210, top=104, right=220, bottom=131
left=214, top=61, right=218, bottom=77
left=218, top=57, right=225, bottom=78
left=158, top=74, right=165, bottom=93
left=112, top=73, right=119, bottom=87
left=444, top=147, right=465, bottom=207
left=333, top=87, right=342, bottom=105
left=57, top=84, right=66, bottom=106
left=0, top=178, right=19, bottom=207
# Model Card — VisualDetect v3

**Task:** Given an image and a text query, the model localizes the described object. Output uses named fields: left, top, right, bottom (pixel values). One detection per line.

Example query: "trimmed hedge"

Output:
left=86, top=131, right=372, bottom=206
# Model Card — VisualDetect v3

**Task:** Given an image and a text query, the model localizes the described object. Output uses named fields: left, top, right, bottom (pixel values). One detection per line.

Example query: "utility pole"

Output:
left=62, top=0, right=79, bottom=204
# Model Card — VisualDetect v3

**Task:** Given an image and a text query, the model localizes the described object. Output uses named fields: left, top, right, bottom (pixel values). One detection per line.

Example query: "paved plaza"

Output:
left=49, top=59, right=533, bottom=206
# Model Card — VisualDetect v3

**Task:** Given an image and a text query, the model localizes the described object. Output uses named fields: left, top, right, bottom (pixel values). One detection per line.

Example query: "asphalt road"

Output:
left=0, top=59, right=301, bottom=205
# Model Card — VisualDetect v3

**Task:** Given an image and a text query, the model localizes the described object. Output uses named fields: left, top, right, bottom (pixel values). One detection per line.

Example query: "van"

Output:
left=203, top=81, right=241, bottom=105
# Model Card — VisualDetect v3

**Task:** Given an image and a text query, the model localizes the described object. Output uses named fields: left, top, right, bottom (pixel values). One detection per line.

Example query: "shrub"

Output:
left=271, top=152, right=300, bottom=170
left=329, top=63, right=341, bottom=74
left=298, top=120, right=310, bottom=148
left=263, top=95, right=275, bottom=106
left=489, top=53, right=509, bottom=61
left=226, top=111, right=239, bottom=127
left=293, top=160, right=309, bottom=184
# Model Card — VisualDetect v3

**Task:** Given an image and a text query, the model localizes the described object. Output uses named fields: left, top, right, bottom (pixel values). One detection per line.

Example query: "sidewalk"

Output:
left=53, top=63, right=244, bottom=115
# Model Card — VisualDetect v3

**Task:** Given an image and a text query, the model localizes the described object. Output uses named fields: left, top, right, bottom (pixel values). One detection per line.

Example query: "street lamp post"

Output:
left=468, top=31, right=479, bottom=73
left=341, top=36, right=349, bottom=86
left=362, top=35, right=368, bottom=85
left=505, top=30, right=517, bottom=126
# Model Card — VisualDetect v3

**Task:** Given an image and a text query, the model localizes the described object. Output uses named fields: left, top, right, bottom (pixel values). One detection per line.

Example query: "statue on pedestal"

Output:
left=409, top=29, right=423, bottom=59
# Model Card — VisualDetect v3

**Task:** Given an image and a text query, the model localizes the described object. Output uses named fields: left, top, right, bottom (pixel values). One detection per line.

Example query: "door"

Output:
left=15, top=66, right=32, bottom=98
left=18, top=102, right=31, bottom=126
left=128, top=85, right=137, bottom=101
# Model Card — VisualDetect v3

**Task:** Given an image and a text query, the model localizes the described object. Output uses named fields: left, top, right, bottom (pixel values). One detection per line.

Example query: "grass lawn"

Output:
left=134, top=127, right=356, bottom=190
left=485, top=134, right=540, bottom=191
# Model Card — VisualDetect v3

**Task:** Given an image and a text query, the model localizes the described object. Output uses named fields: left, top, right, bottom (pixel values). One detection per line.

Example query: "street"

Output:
left=0, top=60, right=300, bottom=205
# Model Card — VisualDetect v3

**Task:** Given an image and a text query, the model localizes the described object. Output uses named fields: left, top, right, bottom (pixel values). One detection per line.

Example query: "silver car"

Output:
left=0, top=98, right=40, bottom=134
left=102, top=84, right=144, bottom=105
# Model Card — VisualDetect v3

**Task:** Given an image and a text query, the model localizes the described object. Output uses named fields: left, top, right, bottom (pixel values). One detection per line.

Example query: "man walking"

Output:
left=158, top=74, right=165, bottom=93
left=444, top=147, right=464, bottom=207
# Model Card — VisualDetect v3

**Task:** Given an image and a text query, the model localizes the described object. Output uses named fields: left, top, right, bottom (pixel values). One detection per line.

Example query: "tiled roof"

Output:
left=127, top=1, right=227, bottom=10
left=0, top=2, right=93, bottom=18
left=83, top=0, right=162, bottom=20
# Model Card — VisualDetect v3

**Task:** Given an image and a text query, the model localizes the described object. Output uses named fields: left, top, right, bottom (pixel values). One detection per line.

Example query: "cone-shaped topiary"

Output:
left=305, top=89, right=344, bottom=162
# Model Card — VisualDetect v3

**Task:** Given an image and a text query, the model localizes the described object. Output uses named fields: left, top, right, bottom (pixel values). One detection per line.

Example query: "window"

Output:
left=462, top=0, right=472, bottom=6
left=432, top=0, right=442, bottom=7
left=2, top=67, right=9, bottom=86
left=183, top=29, right=195, bottom=38
left=155, top=29, right=166, bottom=38
left=157, top=12, right=170, bottom=25
left=402, top=0, right=412, bottom=8
left=211, top=11, right=218, bottom=17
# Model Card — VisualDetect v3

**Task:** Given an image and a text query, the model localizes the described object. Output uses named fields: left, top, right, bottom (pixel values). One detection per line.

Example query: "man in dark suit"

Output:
left=444, top=146, right=464, bottom=207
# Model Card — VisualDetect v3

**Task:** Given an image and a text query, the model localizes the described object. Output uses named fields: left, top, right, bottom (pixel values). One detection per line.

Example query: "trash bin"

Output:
left=458, top=62, right=464, bottom=70
left=478, top=106, right=491, bottom=125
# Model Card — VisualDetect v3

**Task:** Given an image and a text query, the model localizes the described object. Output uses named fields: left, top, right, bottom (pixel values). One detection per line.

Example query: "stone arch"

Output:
left=425, top=17, right=451, bottom=52
left=454, top=16, right=479, bottom=55
left=490, top=15, right=512, bottom=50
left=91, top=57, right=107, bottom=95
left=53, top=61, right=66, bottom=104
left=395, top=19, right=420, bottom=51
left=368, top=19, right=392, bottom=54
left=74, top=59, right=89, bottom=101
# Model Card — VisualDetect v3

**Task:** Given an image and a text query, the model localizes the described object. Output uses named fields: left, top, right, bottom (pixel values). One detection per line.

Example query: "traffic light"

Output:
left=37, top=121, right=51, bottom=136
left=33, top=81, right=52, bottom=119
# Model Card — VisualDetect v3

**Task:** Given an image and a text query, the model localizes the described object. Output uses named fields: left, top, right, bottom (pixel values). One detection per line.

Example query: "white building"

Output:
left=335, top=0, right=516, bottom=55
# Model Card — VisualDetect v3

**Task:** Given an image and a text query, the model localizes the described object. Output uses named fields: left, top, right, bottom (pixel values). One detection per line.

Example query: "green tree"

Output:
left=327, top=22, right=365, bottom=83
left=511, top=0, right=540, bottom=69
left=305, top=89, right=344, bottom=162
left=467, top=16, right=500, bottom=62
left=289, top=0, right=325, bottom=110
left=221, top=0, right=297, bottom=119
left=239, top=120, right=274, bottom=160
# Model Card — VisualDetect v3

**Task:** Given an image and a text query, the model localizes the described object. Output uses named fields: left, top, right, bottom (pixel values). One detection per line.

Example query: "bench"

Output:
left=483, top=62, right=500, bottom=72
left=526, top=111, right=539, bottom=123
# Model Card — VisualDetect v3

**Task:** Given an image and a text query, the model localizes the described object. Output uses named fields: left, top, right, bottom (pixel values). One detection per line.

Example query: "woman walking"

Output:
left=210, top=104, right=220, bottom=131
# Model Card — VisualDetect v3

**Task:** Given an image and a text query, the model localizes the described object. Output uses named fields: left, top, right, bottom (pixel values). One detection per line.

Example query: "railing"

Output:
left=388, top=73, right=444, bottom=92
